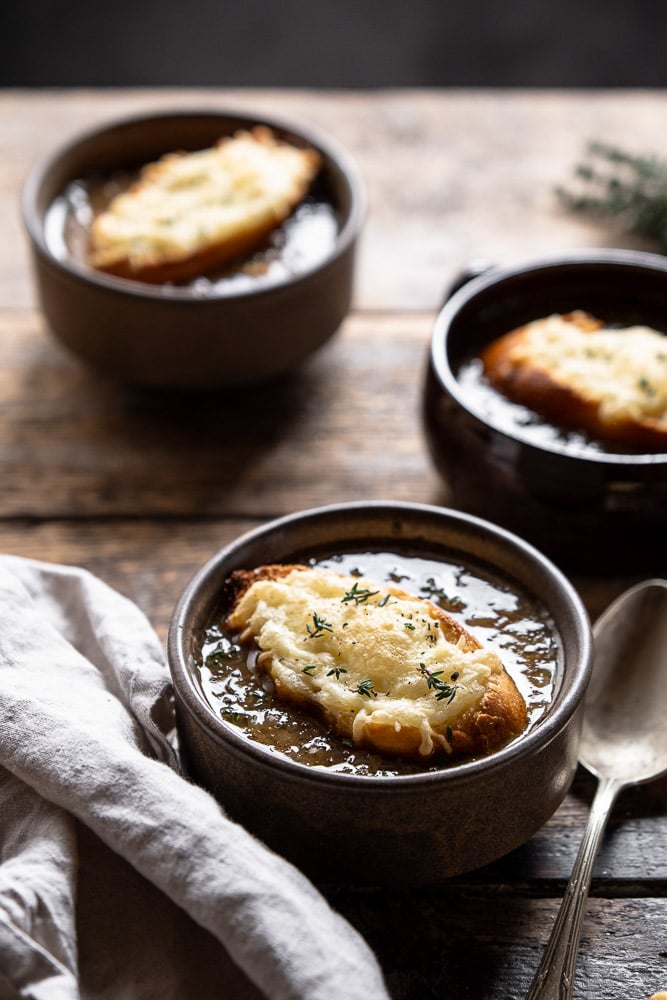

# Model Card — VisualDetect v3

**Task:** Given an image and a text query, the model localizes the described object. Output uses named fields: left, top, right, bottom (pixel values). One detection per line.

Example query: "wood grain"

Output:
left=329, top=893, right=667, bottom=1000
left=7, top=89, right=667, bottom=313
left=2, top=89, right=666, bottom=1000
left=0, top=310, right=444, bottom=517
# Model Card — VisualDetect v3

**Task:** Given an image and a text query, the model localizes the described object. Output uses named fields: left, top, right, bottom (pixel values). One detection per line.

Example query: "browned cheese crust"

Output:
left=481, top=311, right=667, bottom=451
left=224, top=564, right=528, bottom=762
left=89, top=127, right=321, bottom=285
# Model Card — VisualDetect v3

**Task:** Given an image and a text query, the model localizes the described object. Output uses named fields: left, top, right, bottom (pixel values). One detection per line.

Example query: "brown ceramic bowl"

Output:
left=21, top=109, right=365, bottom=387
left=168, top=501, right=592, bottom=887
left=424, top=250, right=667, bottom=574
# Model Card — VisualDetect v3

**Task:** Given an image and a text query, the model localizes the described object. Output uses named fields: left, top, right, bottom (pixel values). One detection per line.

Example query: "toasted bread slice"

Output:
left=89, top=126, right=321, bottom=284
left=224, top=564, right=527, bottom=762
left=482, top=311, right=667, bottom=451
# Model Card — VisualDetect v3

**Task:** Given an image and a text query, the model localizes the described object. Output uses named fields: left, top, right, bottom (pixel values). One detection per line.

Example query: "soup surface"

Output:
left=458, top=356, right=610, bottom=455
left=197, top=549, right=561, bottom=777
left=44, top=171, right=339, bottom=295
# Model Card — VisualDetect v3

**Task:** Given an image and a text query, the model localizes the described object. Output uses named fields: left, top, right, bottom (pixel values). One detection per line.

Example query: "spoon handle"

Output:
left=525, top=775, right=621, bottom=1000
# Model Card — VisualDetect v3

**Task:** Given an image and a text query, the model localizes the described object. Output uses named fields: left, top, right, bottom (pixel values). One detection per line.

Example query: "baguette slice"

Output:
left=89, top=126, right=321, bottom=284
left=224, top=564, right=527, bottom=762
left=482, top=310, right=667, bottom=451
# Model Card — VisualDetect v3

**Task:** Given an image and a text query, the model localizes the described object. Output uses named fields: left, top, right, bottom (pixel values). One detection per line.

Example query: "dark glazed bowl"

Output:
left=22, top=109, right=365, bottom=387
left=424, top=250, right=667, bottom=574
left=168, top=501, right=592, bottom=887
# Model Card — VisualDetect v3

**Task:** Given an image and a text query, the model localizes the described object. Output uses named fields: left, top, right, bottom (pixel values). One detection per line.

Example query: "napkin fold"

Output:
left=0, top=555, right=389, bottom=1000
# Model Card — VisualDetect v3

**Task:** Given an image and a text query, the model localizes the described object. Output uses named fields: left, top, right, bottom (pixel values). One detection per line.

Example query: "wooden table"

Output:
left=2, top=89, right=666, bottom=999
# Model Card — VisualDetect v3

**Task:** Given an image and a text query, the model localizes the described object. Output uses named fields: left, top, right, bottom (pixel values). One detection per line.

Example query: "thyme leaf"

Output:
left=341, top=581, right=380, bottom=605
left=558, top=141, right=667, bottom=253
left=418, top=663, right=458, bottom=704
left=327, top=666, right=348, bottom=679
left=355, top=678, right=378, bottom=698
left=306, top=612, right=334, bottom=640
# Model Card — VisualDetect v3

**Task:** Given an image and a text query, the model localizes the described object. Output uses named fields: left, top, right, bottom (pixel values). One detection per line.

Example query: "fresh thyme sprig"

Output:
left=341, top=581, right=380, bottom=605
left=558, top=141, right=667, bottom=253
left=418, top=663, right=458, bottom=703
left=327, top=666, right=348, bottom=679
left=305, top=612, right=334, bottom=640
left=355, top=678, right=378, bottom=698
left=303, top=663, right=348, bottom=680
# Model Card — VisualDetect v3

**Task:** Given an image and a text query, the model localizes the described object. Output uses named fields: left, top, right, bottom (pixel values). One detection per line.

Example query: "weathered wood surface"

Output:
left=329, top=893, right=667, bottom=1000
left=4, top=89, right=667, bottom=312
left=0, top=310, right=443, bottom=517
left=2, top=90, right=666, bottom=999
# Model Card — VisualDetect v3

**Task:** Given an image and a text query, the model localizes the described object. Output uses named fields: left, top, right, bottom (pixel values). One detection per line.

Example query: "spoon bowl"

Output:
left=582, top=579, right=667, bottom=784
left=526, top=578, right=667, bottom=1000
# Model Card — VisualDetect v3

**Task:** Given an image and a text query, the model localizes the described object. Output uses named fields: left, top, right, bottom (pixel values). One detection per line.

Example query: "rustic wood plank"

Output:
left=482, top=766, right=667, bottom=888
left=0, top=309, right=446, bottom=518
left=2, top=91, right=666, bottom=998
left=0, top=517, right=258, bottom=638
left=5, top=89, right=667, bottom=313
left=329, top=893, right=667, bottom=1000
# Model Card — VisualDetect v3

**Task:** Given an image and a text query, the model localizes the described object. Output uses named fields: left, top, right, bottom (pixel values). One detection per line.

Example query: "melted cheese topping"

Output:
left=89, top=127, right=320, bottom=273
left=509, top=313, right=667, bottom=426
left=227, top=567, right=503, bottom=755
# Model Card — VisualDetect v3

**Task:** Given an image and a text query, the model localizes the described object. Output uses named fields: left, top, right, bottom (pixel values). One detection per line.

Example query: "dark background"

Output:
left=2, top=0, right=666, bottom=88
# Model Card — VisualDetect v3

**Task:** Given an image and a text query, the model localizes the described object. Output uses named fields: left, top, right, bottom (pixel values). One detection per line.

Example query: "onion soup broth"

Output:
left=197, top=549, right=560, bottom=777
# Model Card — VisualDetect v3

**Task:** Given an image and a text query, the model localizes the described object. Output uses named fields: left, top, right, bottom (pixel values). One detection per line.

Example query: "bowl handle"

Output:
left=441, top=259, right=495, bottom=306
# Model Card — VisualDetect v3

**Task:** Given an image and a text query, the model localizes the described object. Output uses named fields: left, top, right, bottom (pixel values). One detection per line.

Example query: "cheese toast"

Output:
left=224, top=564, right=528, bottom=762
left=89, top=126, right=321, bottom=284
left=482, top=310, right=667, bottom=450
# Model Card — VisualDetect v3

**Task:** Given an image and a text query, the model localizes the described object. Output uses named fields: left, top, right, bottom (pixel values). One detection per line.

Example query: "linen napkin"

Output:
left=0, top=555, right=390, bottom=1000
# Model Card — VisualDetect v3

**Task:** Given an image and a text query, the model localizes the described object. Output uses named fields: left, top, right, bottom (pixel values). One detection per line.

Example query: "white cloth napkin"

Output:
left=0, top=555, right=390, bottom=1000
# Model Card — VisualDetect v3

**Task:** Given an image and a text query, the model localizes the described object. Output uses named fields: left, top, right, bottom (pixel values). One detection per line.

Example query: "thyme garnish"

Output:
left=355, top=678, right=378, bottom=698
left=558, top=141, right=667, bottom=253
left=418, top=663, right=458, bottom=703
left=341, top=581, right=380, bottom=605
left=306, top=612, right=334, bottom=639
left=378, top=593, right=391, bottom=607
left=327, top=666, right=348, bottom=679
left=404, top=622, right=416, bottom=631
left=302, top=664, right=317, bottom=674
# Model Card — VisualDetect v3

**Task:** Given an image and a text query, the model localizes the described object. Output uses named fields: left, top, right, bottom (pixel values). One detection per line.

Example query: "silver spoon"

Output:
left=526, top=578, right=667, bottom=1000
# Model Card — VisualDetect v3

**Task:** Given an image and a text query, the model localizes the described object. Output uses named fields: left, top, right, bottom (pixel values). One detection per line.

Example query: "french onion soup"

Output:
left=459, top=310, right=667, bottom=455
left=44, top=126, right=338, bottom=293
left=197, top=550, right=560, bottom=777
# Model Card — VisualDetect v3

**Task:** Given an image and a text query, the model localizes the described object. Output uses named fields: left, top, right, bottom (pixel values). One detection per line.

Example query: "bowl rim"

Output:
left=21, top=106, right=367, bottom=302
left=168, top=499, right=592, bottom=792
left=429, top=248, right=667, bottom=468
